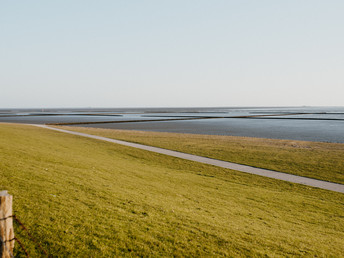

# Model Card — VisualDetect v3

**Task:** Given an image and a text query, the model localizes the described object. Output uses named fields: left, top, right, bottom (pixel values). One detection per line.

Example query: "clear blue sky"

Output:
left=1, top=1, right=343, bottom=108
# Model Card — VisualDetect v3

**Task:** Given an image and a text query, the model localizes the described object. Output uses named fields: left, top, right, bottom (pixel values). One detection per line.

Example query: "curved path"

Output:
left=34, top=124, right=344, bottom=194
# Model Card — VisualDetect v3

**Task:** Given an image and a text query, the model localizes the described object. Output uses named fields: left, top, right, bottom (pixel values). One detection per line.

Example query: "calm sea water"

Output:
left=1, top=107, right=343, bottom=143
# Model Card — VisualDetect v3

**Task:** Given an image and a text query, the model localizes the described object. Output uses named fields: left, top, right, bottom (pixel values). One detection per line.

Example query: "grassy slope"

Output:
left=60, top=126, right=344, bottom=184
left=0, top=124, right=343, bottom=256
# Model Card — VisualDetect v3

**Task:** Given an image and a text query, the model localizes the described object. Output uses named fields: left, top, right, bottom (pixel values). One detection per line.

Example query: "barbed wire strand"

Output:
left=14, top=237, right=30, bottom=257
left=12, top=215, right=49, bottom=256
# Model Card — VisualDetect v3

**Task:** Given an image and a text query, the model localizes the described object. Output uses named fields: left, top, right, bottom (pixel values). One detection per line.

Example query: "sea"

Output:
left=0, top=106, right=343, bottom=143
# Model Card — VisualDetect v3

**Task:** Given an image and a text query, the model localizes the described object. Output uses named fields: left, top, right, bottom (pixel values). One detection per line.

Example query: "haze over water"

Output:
left=1, top=107, right=343, bottom=143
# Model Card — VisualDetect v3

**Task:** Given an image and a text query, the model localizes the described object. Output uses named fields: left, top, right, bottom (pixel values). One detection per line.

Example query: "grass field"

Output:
left=60, top=126, right=344, bottom=184
left=1, top=123, right=344, bottom=256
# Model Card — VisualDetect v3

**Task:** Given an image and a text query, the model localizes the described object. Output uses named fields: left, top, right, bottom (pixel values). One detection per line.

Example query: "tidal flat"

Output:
left=1, top=106, right=344, bottom=143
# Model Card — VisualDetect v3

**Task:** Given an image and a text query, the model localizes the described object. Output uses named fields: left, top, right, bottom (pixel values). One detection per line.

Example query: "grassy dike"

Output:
left=60, top=126, right=344, bottom=184
left=1, top=123, right=344, bottom=256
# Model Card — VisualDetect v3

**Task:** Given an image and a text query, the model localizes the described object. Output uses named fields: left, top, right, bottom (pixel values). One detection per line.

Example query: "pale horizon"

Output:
left=1, top=105, right=343, bottom=110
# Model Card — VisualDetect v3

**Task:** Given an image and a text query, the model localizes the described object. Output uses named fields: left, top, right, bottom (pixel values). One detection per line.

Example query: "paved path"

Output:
left=34, top=124, right=344, bottom=194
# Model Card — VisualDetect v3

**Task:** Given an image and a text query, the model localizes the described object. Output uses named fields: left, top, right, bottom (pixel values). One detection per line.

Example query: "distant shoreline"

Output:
left=0, top=106, right=343, bottom=143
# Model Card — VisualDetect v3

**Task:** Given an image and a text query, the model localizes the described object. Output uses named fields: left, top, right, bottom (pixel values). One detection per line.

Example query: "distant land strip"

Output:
left=236, top=117, right=344, bottom=121
left=0, top=113, right=123, bottom=117
left=33, top=124, right=344, bottom=194
left=46, top=117, right=216, bottom=125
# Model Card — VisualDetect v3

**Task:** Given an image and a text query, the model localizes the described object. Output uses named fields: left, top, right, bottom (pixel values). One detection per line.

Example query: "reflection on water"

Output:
left=1, top=107, right=343, bottom=143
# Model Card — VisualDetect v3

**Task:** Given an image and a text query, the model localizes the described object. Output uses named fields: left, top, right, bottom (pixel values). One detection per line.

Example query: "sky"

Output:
left=1, top=0, right=343, bottom=108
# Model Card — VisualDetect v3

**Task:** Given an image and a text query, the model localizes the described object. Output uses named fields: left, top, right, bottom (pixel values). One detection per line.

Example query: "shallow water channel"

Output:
left=1, top=107, right=343, bottom=143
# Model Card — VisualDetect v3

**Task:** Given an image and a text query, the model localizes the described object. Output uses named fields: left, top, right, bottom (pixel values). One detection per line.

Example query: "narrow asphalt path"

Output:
left=33, top=124, right=344, bottom=194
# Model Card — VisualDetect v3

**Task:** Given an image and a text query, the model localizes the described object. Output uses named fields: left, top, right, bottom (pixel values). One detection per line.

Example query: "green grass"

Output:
left=60, top=126, right=344, bottom=184
left=0, top=123, right=344, bottom=256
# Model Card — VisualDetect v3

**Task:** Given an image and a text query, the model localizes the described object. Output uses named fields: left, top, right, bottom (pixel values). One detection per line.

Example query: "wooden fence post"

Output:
left=0, top=191, right=14, bottom=258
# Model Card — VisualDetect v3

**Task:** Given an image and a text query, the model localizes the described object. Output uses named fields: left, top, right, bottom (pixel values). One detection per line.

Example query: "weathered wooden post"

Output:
left=0, top=191, right=14, bottom=258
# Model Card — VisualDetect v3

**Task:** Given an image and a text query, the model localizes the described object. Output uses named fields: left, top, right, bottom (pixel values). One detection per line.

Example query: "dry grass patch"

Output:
left=61, top=126, right=344, bottom=184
